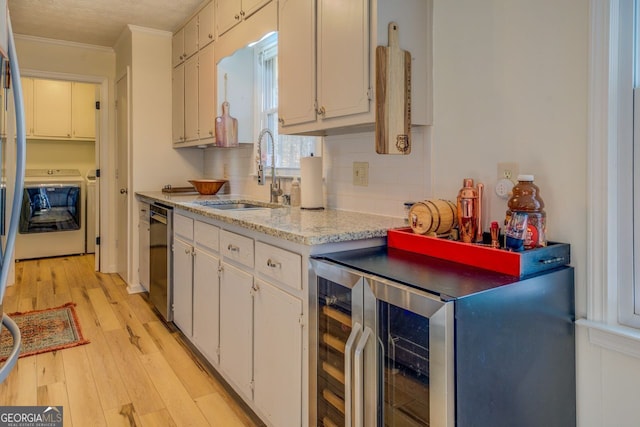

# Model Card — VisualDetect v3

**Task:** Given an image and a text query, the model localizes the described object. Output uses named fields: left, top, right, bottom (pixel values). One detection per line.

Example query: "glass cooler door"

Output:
left=370, top=278, right=455, bottom=427
left=317, top=276, right=359, bottom=427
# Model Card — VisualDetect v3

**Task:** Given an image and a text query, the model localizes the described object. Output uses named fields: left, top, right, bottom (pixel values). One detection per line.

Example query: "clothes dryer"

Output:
left=15, top=169, right=86, bottom=260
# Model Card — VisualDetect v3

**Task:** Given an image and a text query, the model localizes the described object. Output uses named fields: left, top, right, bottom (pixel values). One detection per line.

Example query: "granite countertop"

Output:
left=136, top=191, right=406, bottom=245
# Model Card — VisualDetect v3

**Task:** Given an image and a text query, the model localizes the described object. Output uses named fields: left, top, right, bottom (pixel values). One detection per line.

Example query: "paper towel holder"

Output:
left=300, top=154, right=325, bottom=210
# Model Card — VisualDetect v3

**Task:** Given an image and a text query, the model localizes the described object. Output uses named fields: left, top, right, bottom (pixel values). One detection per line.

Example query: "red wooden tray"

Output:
left=387, top=228, right=570, bottom=277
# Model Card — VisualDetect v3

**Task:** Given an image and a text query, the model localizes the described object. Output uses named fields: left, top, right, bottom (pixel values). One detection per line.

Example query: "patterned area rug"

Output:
left=0, top=302, right=89, bottom=362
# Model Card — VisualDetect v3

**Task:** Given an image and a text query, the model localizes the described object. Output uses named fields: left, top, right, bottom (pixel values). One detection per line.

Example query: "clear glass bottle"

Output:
left=290, top=178, right=301, bottom=207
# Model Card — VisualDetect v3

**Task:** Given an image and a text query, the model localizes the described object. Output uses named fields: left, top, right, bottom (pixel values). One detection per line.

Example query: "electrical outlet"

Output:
left=353, top=162, right=369, bottom=186
left=497, top=162, right=519, bottom=182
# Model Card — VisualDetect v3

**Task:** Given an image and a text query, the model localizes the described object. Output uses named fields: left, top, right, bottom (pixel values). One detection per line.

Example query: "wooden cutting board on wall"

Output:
left=375, top=22, right=411, bottom=155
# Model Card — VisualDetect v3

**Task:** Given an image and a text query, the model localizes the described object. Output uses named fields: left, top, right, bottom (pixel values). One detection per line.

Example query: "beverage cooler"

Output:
left=310, top=246, right=576, bottom=427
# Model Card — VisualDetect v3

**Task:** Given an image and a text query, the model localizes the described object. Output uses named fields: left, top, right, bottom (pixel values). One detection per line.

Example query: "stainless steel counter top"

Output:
left=136, top=192, right=406, bottom=246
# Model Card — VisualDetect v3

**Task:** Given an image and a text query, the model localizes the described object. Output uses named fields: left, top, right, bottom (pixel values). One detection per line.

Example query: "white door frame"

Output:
left=19, top=68, right=111, bottom=272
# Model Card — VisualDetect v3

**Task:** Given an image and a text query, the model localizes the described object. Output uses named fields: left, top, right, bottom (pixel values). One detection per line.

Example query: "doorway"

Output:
left=17, top=72, right=104, bottom=270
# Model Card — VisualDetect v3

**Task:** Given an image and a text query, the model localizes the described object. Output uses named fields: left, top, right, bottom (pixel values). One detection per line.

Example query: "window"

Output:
left=253, top=33, right=321, bottom=177
left=626, top=0, right=640, bottom=327
left=591, top=0, right=640, bottom=329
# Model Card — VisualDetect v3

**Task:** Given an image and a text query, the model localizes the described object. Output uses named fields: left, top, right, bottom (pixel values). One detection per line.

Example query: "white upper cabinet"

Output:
left=216, top=0, right=271, bottom=37
left=172, top=65, right=185, bottom=144
left=198, top=42, right=216, bottom=142
left=184, top=54, right=199, bottom=142
left=317, top=0, right=370, bottom=120
left=25, top=78, right=96, bottom=140
left=172, top=1, right=220, bottom=148
left=216, top=0, right=241, bottom=37
left=71, top=82, right=96, bottom=139
left=172, top=28, right=185, bottom=67
left=33, top=79, right=72, bottom=138
left=278, top=0, right=316, bottom=127
left=21, top=77, right=33, bottom=136
left=172, top=16, right=199, bottom=67
left=184, top=16, right=199, bottom=58
left=198, top=1, right=216, bottom=48
left=279, top=0, right=433, bottom=135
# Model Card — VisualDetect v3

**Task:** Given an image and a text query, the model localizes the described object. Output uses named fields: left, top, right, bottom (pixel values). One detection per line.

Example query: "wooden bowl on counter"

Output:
left=188, top=179, right=228, bottom=195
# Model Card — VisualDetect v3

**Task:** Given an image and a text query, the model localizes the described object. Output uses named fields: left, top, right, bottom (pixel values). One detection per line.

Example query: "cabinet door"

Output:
left=219, top=261, right=253, bottom=398
left=173, top=237, right=193, bottom=337
left=172, top=65, right=185, bottom=144
left=139, top=206, right=150, bottom=291
left=278, top=0, right=316, bottom=128
left=172, top=28, right=185, bottom=67
left=33, top=79, right=72, bottom=138
left=184, top=55, right=199, bottom=142
left=198, top=42, right=216, bottom=141
left=71, top=82, right=96, bottom=139
left=242, top=0, right=270, bottom=20
left=254, top=279, right=303, bottom=427
left=184, top=16, right=199, bottom=59
left=193, top=248, right=220, bottom=364
left=21, top=77, right=33, bottom=136
left=317, top=0, right=370, bottom=119
left=216, top=0, right=242, bottom=36
left=199, top=1, right=216, bottom=48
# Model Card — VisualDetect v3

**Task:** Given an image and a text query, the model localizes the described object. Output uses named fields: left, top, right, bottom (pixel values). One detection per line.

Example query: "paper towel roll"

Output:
left=300, top=156, right=323, bottom=209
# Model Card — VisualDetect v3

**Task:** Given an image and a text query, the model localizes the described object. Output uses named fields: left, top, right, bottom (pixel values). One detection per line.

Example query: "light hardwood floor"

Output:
left=0, top=254, right=262, bottom=427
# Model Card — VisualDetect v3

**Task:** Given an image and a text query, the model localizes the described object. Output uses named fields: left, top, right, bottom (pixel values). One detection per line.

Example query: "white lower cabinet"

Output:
left=193, top=247, right=220, bottom=364
left=219, top=261, right=254, bottom=397
left=172, top=211, right=304, bottom=426
left=254, top=278, right=303, bottom=427
left=172, top=237, right=194, bottom=337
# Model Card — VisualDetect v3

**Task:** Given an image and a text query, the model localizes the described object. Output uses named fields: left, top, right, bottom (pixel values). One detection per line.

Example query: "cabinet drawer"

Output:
left=195, top=221, right=220, bottom=253
left=221, top=230, right=254, bottom=268
left=174, top=213, right=194, bottom=241
left=255, top=241, right=302, bottom=291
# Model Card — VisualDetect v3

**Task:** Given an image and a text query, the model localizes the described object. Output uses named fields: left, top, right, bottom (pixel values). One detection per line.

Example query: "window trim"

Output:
left=250, top=33, right=322, bottom=178
left=584, top=0, right=640, bottom=335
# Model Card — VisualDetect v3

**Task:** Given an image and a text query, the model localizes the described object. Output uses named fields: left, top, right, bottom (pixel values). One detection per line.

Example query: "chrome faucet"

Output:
left=257, top=128, right=282, bottom=203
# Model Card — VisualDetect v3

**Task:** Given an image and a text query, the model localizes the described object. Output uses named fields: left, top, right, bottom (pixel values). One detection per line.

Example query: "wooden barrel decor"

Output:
left=408, top=199, right=457, bottom=235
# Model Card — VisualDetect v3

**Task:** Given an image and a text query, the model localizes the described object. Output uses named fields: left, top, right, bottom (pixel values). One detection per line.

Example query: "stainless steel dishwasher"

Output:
left=149, top=203, right=173, bottom=321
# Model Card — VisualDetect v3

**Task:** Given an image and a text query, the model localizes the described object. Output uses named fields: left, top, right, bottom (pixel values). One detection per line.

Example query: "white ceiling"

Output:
left=8, top=0, right=206, bottom=47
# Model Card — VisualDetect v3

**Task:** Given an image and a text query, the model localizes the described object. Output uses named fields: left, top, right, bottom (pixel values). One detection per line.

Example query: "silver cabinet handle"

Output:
left=344, top=322, right=361, bottom=427
left=354, top=327, right=372, bottom=427
left=227, top=244, right=239, bottom=253
left=266, top=258, right=281, bottom=269
left=185, top=248, right=190, bottom=254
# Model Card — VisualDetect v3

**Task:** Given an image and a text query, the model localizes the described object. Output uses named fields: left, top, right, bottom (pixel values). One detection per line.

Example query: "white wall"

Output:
left=431, top=0, right=588, bottom=301
left=26, top=139, right=95, bottom=177
left=128, top=27, right=203, bottom=191
left=114, top=26, right=203, bottom=289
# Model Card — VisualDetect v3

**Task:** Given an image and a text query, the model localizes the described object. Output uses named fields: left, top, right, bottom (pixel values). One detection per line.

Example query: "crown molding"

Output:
left=14, top=33, right=114, bottom=53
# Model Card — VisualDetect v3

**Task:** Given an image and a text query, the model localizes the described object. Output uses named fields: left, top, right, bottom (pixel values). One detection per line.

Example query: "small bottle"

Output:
left=505, top=174, right=546, bottom=250
left=290, top=178, right=301, bottom=207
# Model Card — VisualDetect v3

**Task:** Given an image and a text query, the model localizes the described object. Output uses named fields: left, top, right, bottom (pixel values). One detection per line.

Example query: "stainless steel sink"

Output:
left=192, top=201, right=276, bottom=210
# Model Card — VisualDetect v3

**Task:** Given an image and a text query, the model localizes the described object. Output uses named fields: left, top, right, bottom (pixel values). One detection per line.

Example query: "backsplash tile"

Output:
left=203, top=128, right=432, bottom=218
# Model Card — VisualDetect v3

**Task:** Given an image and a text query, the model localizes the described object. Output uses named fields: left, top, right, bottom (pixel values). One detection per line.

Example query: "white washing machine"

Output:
left=85, top=170, right=96, bottom=254
left=15, top=169, right=86, bottom=260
